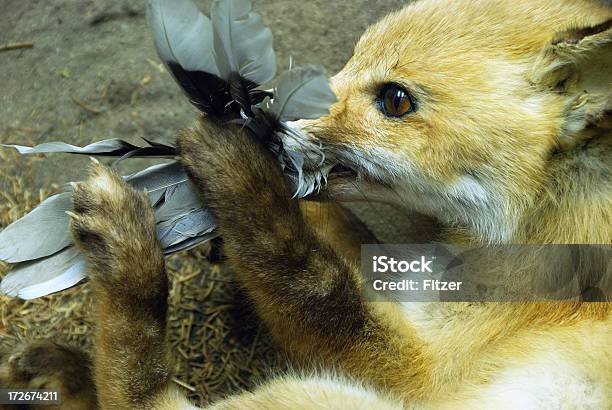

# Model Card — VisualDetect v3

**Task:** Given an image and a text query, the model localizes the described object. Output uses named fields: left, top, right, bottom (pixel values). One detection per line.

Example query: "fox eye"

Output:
left=379, top=84, right=415, bottom=118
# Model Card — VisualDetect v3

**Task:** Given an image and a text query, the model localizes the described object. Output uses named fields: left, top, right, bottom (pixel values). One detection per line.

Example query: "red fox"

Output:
left=1, top=0, right=610, bottom=408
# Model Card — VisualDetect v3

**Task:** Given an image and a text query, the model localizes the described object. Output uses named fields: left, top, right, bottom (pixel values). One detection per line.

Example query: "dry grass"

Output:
left=0, top=149, right=285, bottom=406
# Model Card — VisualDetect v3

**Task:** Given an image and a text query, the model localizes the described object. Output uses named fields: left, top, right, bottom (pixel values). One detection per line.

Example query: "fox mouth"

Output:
left=311, top=155, right=400, bottom=204
left=327, top=163, right=359, bottom=181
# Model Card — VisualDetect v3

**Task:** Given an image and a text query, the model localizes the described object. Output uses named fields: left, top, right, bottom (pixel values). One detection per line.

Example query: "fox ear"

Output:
left=530, top=19, right=612, bottom=145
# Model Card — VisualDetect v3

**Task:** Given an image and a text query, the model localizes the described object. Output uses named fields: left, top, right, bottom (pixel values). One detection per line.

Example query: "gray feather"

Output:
left=126, top=162, right=217, bottom=250
left=157, top=208, right=216, bottom=249
left=2, top=139, right=138, bottom=155
left=164, top=231, right=220, bottom=254
left=265, top=64, right=337, bottom=122
left=211, top=0, right=276, bottom=84
left=126, top=162, right=190, bottom=206
left=146, top=0, right=219, bottom=76
left=2, top=138, right=175, bottom=159
left=0, top=247, right=86, bottom=300
left=0, top=192, right=73, bottom=263
left=154, top=180, right=203, bottom=223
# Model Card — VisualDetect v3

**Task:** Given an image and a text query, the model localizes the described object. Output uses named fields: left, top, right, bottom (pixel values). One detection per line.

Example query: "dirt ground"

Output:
left=0, top=0, right=416, bottom=405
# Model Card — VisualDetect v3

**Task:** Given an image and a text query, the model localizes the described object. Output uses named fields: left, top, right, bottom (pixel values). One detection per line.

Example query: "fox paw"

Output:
left=176, top=117, right=285, bottom=210
left=69, top=160, right=165, bottom=294
left=176, top=119, right=251, bottom=188
left=0, top=341, right=95, bottom=402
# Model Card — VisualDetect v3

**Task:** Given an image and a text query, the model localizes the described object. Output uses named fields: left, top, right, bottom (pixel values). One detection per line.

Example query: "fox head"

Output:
left=292, top=0, right=611, bottom=243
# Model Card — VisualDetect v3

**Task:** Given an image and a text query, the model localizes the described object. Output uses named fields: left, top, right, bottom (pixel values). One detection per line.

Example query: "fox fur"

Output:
left=1, top=0, right=610, bottom=408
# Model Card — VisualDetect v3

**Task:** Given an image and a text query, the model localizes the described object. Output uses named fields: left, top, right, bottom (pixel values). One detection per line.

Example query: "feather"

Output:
left=125, top=162, right=189, bottom=206
left=264, top=64, right=337, bottom=122
left=0, top=179, right=217, bottom=298
left=157, top=208, right=217, bottom=249
left=150, top=175, right=218, bottom=252
left=146, top=0, right=276, bottom=116
left=141, top=137, right=176, bottom=149
left=0, top=192, right=73, bottom=263
left=126, top=161, right=218, bottom=251
left=146, top=0, right=219, bottom=76
left=3, top=139, right=140, bottom=156
left=281, top=124, right=334, bottom=197
left=228, top=73, right=270, bottom=116
left=164, top=231, right=219, bottom=254
left=2, top=138, right=176, bottom=158
left=167, top=62, right=235, bottom=116
left=0, top=248, right=86, bottom=300
left=146, top=0, right=235, bottom=115
left=154, top=180, right=203, bottom=223
left=116, top=138, right=176, bottom=161
left=114, top=146, right=176, bottom=162
left=211, top=0, right=276, bottom=84
left=126, top=162, right=218, bottom=252
left=279, top=148, right=334, bottom=198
